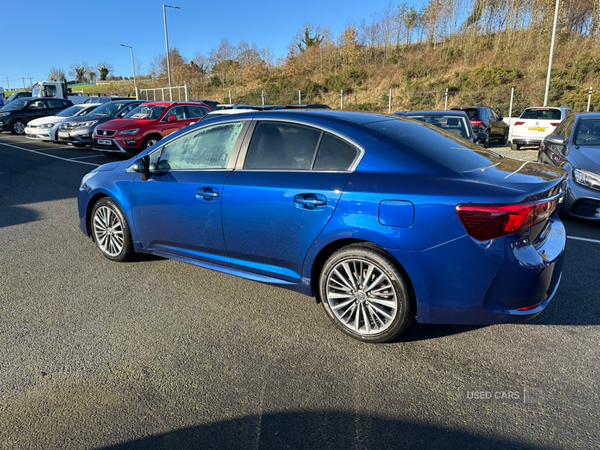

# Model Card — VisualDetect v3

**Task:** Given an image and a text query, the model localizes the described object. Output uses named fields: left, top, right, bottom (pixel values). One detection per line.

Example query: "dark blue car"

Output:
left=78, top=110, right=567, bottom=343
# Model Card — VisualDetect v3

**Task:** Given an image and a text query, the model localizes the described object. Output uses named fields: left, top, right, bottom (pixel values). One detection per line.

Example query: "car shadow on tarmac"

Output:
left=98, top=411, right=541, bottom=450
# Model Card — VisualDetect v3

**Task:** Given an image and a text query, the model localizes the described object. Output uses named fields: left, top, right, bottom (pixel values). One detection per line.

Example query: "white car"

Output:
left=510, top=106, right=574, bottom=150
left=214, top=103, right=253, bottom=110
left=24, top=103, right=102, bottom=142
left=205, top=108, right=255, bottom=117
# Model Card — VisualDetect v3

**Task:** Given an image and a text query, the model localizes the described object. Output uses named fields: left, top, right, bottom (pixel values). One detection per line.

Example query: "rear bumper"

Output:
left=387, top=213, right=566, bottom=324
left=512, top=138, right=542, bottom=147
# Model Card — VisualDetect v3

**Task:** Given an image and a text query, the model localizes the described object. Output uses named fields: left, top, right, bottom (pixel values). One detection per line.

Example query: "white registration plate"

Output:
left=97, top=139, right=112, bottom=145
left=58, top=131, right=69, bottom=139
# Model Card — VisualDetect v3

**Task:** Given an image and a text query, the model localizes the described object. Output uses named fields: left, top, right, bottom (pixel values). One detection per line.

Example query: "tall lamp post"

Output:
left=120, top=44, right=138, bottom=99
left=163, top=4, right=180, bottom=101
left=543, top=0, right=560, bottom=107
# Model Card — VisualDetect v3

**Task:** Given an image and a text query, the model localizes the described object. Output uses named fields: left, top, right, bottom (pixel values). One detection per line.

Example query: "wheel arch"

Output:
left=143, top=133, right=163, bottom=147
left=308, top=238, right=416, bottom=313
left=85, top=193, right=110, bottom=237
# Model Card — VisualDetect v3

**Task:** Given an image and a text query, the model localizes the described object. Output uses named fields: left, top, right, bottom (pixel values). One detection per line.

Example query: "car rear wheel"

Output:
left=91, top=198, right=134, bottom=262
left=10, top=119, right=26, bottom=135
left=483, top=129, right=491, bottom=148
left=319, top=244, right=413, bottom=343
left=510, top=142, right=521, bottom=151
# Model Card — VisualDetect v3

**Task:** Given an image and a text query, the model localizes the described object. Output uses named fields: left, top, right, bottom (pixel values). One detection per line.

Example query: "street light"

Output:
left=120, top=44, right=138, bottom=99
left=163, top=4, right=180, bottom=101
left=543, top=0, right=560, bottom=107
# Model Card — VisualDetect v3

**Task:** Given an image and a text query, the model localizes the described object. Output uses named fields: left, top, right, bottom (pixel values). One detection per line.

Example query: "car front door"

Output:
left=222, top=120, right=359, bottom=282
left=161, top=106, right=195, bottom=137
left=26, top=99, right=50, bottom=121
left=130, top=120, right=249, bottom=265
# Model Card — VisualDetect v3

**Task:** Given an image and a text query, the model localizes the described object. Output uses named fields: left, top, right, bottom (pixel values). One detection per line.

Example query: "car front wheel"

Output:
left=90, top=198, right=134, bottom=262
left=10, top=119, right=26, bottom=135
left=319, top=244, right=413, bottom=343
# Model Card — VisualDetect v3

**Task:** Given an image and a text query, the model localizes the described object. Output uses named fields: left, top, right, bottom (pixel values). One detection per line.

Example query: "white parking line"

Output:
left=567, top=236, right=600, bottom=244
left=69, top=154, right=106, bottom=160
left=0, top=142, right=100, bottom=167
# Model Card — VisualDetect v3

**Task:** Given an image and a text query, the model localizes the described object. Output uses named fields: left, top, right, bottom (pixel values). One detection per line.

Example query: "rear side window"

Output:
left=313, top=133, right=358, bottom=171
left=188, top=106, right=207, bottom=118
left=521, top=109, right=561, bottom=120
left=48, top=100, right=65, bottom=108
left=244, top=122, right=321, bottom=170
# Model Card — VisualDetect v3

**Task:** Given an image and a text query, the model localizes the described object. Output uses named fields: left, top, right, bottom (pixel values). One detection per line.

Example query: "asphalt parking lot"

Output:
left=1, top=134, right=599, bottom=450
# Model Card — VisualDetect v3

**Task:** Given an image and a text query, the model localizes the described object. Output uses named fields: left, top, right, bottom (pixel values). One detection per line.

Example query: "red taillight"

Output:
left=514, top=121, right=525, bottom=126
left=470, top=120, right=483, bottom=125
left=517, top=303, right=542, bottom=311
left=550, top=122, right=560, bottom=126
left=456, top=199, right=557, bottom=241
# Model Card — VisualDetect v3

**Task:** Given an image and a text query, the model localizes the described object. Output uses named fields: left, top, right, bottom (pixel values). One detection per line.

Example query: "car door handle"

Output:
left=294, top=193, right=327, bottom=210
left=196, top=187, right=219, bottom=201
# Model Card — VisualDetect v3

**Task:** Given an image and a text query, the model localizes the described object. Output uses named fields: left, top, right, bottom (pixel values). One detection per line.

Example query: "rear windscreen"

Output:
left=521, top=109, right=561, bottom=120
left=453, top=108, right=478, bottom=119
left=366, top=118, right=501, bottom=173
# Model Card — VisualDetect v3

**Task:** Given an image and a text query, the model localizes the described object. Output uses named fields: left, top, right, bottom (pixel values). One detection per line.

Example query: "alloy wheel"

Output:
left=325, top=258, right=398, bottom=335
left=93, top=206, right=125, bottom=257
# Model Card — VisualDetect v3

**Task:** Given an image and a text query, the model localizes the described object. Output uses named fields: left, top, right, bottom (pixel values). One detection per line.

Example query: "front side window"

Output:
left=164, top=106, right=188, bottom=120
left=29, top=100, right=46, bottom=110
left=156, top=121, right=245, bottom=170
left=244, top=122, right=321, bottom=170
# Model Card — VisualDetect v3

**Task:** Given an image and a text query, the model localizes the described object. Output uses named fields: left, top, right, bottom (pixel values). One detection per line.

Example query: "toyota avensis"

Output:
left=78, top=110, right=567, bottom=343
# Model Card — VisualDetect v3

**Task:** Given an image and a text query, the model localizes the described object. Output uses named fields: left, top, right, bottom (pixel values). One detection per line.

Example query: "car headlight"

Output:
left=77, top=120, right=98, bottom=128
left=80, top=171, right=97, bottom=188
left=573, top=168, right=600, bottom=191
left=40, top=123, right=54, bottom=128
left=118, top=128, right=139, bottom=135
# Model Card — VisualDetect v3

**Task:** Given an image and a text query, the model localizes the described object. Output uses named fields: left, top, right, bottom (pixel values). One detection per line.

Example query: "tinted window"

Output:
left=366, top=118, right=500, bottom=173
left=244, top=122, right=321, bottom=170
left=406, top=115, right=471, bottom=139
left=188, top=106, right=207, bottom=118
left=453, top=108, right=479, bottom=119
left=521, top=108, right=561, bottom=120
left=48, top=100, right=65, bottom=108
left=313, top=133, right=358, bottom=171
left=574, top=119, right=600, bottom=146
left=156, top=121, right=245, bottom=170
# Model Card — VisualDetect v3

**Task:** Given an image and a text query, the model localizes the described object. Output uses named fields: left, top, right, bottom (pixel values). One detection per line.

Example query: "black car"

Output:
left=285, top=104, right=332, bottom=109
left=394, top=110, right=488, bottom=146
left=450, top=106, right=508, bottom=147
left=0, top=97, right=73, bottom=135
left=191, top=98, right=219, bottom=110
left=57, top=100, right=145, bottom=147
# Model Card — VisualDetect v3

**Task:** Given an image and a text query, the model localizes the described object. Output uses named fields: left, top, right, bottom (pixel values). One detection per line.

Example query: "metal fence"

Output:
left=138, top=85, right=189, bottom=102
left=193, top=86, right=599, bottom=118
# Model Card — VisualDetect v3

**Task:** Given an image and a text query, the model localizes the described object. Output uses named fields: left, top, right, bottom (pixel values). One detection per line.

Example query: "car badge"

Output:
left=535, top=122, right=539, bottom=126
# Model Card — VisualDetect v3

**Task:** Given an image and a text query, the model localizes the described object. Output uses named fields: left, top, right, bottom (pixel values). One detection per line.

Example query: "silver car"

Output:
left=538, top=112, right=600, bottom=219
left=24, top=103, right=102, bottom=142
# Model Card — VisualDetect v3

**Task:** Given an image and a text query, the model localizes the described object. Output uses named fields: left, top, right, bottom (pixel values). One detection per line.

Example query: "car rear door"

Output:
left=221, top=120, right=360, bottom=282
left=130, top=120, right=249, bottom=265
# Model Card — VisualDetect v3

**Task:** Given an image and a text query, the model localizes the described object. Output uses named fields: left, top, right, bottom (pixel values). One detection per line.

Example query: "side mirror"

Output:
left=547, top=135, right=565, bottom=146
left=498, top=116, right=504, bottom=121
left=167, top=115, right=178, bottom=123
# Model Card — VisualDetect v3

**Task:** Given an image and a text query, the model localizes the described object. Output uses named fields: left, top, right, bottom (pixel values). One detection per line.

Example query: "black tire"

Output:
left=143, top=135, right=161, bottom=149
left=319, top=244, right=413, bottom=343
left=510, top=142, right=520, bottom=151
left=10, top=119, right=26, bottom=135
left=499, top=128, right=509, bottom=145
left=90, top=198, right=135, bottom=262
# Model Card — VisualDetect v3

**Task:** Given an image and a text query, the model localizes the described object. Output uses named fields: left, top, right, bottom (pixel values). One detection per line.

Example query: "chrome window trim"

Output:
left=234, top=118, right=365, bottom=172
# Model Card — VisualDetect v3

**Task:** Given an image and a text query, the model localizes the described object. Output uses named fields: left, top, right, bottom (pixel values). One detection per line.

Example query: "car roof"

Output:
left=396, top=110, right=468, bottom=116
left=138, top=101, right=207, bottom=107
left=203, top=109, right=395, bottom=125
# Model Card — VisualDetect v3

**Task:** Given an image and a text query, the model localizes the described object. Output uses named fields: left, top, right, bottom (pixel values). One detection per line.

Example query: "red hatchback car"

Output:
left=92, top=101, right=212, bottom=154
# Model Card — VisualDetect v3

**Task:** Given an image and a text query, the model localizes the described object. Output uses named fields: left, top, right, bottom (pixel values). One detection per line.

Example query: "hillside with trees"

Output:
left=54, top=0, right=600, bottom=115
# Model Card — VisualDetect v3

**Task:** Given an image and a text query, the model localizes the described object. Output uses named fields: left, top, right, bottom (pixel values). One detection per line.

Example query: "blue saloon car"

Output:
left=78, top=110, right=567, bottom=342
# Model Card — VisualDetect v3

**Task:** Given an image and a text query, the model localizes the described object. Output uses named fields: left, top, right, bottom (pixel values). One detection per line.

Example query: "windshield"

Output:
left=90, top=102, right=128, bottom=116
left=2, top=99, right=29, bottom=111
left=406, top=115, right=471, bottom=139
left=78, top=105, right=102, bottom=116
left=574, top=119, right=600, bottom=146
left=57, top=105, right=86, bottom=117
left=521, top=108, right=561, bottom=120
left=124, top=104, right=167, bottom=120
